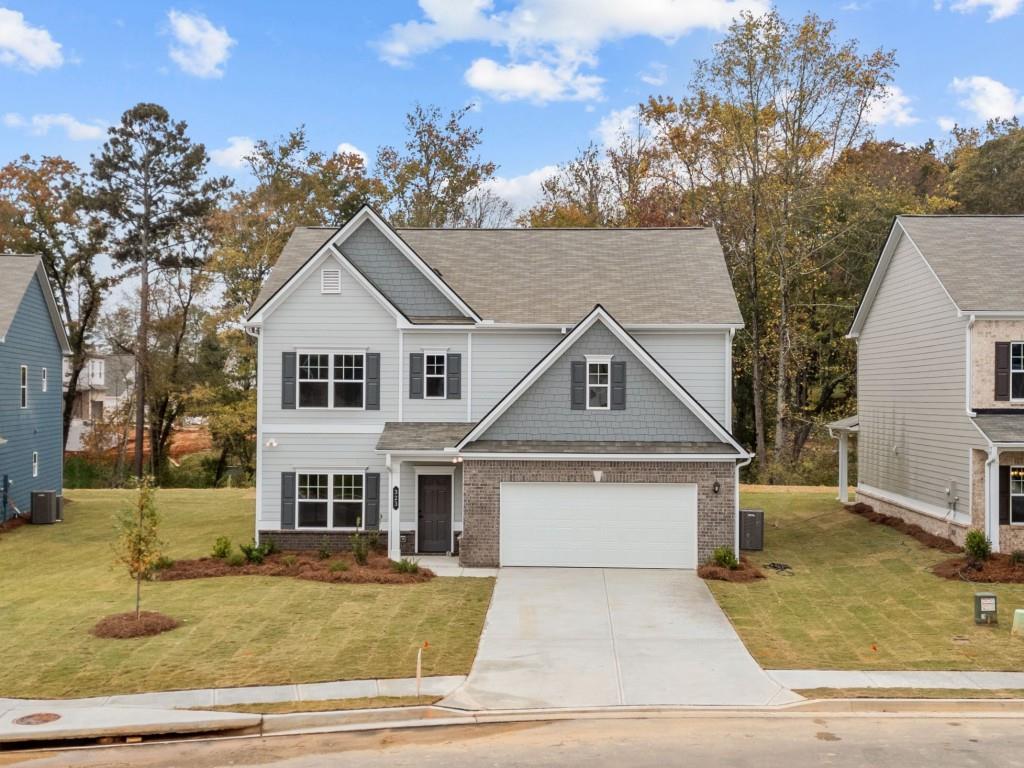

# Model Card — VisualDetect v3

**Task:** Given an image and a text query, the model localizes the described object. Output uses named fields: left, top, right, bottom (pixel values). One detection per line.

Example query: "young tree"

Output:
left=90, top=103, right=230, bottom=478
left=0, top=155, right=111, bottom=449
left=113, top=475, right=163, bottom=619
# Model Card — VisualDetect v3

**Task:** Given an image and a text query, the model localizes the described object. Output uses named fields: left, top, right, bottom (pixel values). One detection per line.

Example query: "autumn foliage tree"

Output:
left=113, top=475, right=163, bottom=619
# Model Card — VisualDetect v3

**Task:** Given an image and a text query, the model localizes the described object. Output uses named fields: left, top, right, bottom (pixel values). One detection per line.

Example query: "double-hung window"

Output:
left=19, top=365, right=27, bottom=408
left=425, top=353, right=446, bottom=399
left=333, top=354, right=365, bottom=409
left=1011, top=467, right=1024, bottom=525
left=296, top=472, right=364, bottom=529
left=587, top=359, right=610, bottom=410
left=298, top=354, right=330, bottom=407
left=297, top=353, right=365, bottom=408
left=1012, top=343, right=1024, bottom=401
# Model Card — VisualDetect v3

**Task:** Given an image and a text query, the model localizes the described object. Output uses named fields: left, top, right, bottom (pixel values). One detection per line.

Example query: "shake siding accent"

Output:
left=403, top=331, right=470, bottom=421
left=0, top=274, right=64, bottom=511
left=261, top=251, right=400, bottom=426
left=632, top=332, right=728, bottom=424
left=857, top=235, right=982, bottom=513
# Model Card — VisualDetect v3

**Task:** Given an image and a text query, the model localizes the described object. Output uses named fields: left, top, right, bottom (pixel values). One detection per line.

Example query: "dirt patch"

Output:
left=845, top=502, right=961, bottom=554
left=157, top=551, right=436, bottom=585
left=92, top=611, right=180, bottom=639
left=698, top=556, right=765, bottom=583
left=932, top=553, right=1024, bottom=583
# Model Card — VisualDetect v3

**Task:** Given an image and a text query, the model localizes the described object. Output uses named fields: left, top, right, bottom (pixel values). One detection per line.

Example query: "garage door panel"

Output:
left=500, top=482, right=697, bottom=569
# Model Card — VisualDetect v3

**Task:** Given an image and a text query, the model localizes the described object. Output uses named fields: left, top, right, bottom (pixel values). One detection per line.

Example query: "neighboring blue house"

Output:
left=0, top=255, right=71, bottom=519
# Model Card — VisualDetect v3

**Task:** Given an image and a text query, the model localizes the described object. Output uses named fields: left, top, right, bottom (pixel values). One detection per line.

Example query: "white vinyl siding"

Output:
left=470, top=330, right=563, bottom=418
left=857, top=234, right=983, bottom=514
left=403, top=331, right=470, bottom=421
left=631, top=332, right=729, bottom=424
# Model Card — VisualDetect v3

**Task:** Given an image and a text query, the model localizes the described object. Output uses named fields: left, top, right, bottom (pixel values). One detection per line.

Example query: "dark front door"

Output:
left=418, top=475, right=451, bottom=553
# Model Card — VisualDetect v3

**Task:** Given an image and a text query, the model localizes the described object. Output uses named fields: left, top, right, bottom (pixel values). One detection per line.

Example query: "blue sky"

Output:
left=2, top=1, right=1023, bottom=210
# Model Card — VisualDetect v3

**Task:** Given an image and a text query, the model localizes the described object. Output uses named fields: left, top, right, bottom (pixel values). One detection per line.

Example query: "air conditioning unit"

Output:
left=31, top=491, right=58, bottom=525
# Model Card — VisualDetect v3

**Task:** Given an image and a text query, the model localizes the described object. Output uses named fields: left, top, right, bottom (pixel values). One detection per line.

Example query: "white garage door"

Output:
left=499, top=482, right=697, bottom=569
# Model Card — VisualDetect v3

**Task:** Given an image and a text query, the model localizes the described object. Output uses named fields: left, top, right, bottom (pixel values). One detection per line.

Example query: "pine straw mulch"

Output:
left=844, top=502, right=961, bottom=554
left=156, top=551, right=435, bottom=585
left=932, top=553, right=1024, bottom=584
left=698, top=555, right=765, bottom=583
left=92, top=611, right=180, bottom=639
left=0, top=515, right=27, bottom=537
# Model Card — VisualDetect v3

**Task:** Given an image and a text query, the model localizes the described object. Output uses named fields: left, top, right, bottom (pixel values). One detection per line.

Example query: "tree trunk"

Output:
left=134, top=253, right=148, bottom=478
left=773, top=287, right=790, bottom=479
left=213, top=447, right=228, bottom=486
left=62, top=366, right=81, bottom=450
left=135, top=571, right=142, bottom=620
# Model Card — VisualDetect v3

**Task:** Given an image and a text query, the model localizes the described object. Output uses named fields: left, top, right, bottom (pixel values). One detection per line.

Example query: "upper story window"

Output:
left=19, top=365, right=27, bottom=408
left=296, top=471, right=364, bottom=529
left=1011, top=467, right=1024, bottom=525
left=586, top=357, right=611, bottom=410
left=1012, top=342, right=1024, bottom=400
left=425, top=353, right=446, bottom=399
left=41, top=367, right=47, bottom=393
left=321, top=268, right=341, bottom=294
left=297, top=352, right=364, bottom=409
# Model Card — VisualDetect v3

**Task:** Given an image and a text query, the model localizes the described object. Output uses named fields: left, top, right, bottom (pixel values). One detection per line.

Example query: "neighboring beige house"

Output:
left=63, top=352, right=134, bottom=451
left=835, top=215, right=1024, bottom=553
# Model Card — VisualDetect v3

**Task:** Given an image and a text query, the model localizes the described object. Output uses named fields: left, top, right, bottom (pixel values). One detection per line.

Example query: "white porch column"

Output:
left=837, top=432, right=849, bottom=503
left=986, top=447, right=1001, bottom=553
left=389, top=457, right=403, bottom=560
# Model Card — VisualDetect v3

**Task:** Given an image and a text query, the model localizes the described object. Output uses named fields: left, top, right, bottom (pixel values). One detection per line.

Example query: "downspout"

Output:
left=734, top=454, right=753, bottom=556
left=966, top=314, right=976, bottom=417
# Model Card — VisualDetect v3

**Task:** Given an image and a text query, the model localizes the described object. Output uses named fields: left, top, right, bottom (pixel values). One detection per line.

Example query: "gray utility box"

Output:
left=739, top=508, right=764, bottom=551
left=30, top=491, right=58, bottom=525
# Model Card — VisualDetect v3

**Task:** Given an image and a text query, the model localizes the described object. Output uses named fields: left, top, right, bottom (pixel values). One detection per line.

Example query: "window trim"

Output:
left=585, top=356, right=612, bottom=411
left=333, top=352, right=366, bottom=410
left=41, top=367, right=47, bottom=393
left=424, top=351, right=447, bottom=400
left=1011, top=342, right=1024, bottom=402
left=1011, top=466, right=1024, bottom=526
left=31, top=451, right=38, bottom=478
left=295, top=469, right=366, bottom=531
left=19, top=365, right=27, bottom=408
left=295, top=349, right=367, bottom=411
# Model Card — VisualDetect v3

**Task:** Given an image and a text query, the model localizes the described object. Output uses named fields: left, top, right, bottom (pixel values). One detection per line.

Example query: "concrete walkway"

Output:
left=0, top=707, right=259, bottom=744
left=415, top=555, right=498, bottom=578
left=769, top=669, right=1024, bottom=690
left=0, top=675, right=466, bottom=712
left=443, top=568, right=800, bottom=709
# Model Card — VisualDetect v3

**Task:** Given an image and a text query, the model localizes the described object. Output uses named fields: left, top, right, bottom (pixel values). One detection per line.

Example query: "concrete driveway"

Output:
left=442, top=568, right=799, bottom=709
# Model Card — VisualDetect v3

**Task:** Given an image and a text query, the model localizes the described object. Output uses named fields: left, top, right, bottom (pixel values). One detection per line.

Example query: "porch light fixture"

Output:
left=264, top=438, right=278, bottom=448
left=713, top=481, right=721, bottom=494
left=593, top=470, right=603, bottom=483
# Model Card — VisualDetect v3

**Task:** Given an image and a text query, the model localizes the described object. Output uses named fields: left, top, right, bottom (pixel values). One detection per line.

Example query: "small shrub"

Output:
left=351, top=532, right=369, bottom=566
left=390, top=558, right=420, bottom=574
left=262, top=537, right=278, bottom=556
left=239, top=540, right=271, bottom=565
left=366, top=530, right=385, bottom=554
left=318, top=536, right=332, bottom=560
left=711, top=546, right=739, bottom=570
left=153, top=554, right=175, bottom=571
left=964, top=529, right=992, bottom=563
left=330, top=560, right=349, bottom=573
left=281, top=554, right=298, bottom=568
left=212, top=536, right=232, bottom=559
left=1011, top=550, right=1024, bottom=567
left=226, top=552, right=245, bottom=567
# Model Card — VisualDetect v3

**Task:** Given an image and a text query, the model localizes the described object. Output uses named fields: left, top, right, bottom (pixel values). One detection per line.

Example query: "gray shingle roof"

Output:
left=397, top=227, right=742, bottom=325
left=973, top=413, right=1024, bottom=444
left=376, top=422, right=472, bottom=451
left=827, top=415, right=859, bottom=432
left=0, top=255, right=42, bottom=342
left=899, top=215, right=1024, bottom=312
left=248, top=227, right=338, bottom=319
left=462, top=440, right=740, bottom=455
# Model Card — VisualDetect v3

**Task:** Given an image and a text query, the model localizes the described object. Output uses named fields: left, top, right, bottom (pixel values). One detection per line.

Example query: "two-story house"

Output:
left=0, top=255, right=70, bottom=517
left=839, top=215, right=1024, bottom=553
left=245, top=206, right=749, bottom=568
left=64, top=351, right=135, bottom=452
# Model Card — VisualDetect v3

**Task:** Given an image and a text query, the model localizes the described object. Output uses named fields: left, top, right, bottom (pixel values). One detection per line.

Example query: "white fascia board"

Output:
left=35, top=262, right=72, bottom=355
left=455, top=305, right=747, bottom=454
left=466, top=322, right=745, bottom=332
left=331, top=206, right=481, bottom=322
left=376, top=449, right=742, bottom=461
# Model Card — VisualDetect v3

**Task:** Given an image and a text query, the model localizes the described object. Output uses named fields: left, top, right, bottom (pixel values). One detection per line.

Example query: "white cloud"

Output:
left=210, top=136, right=255, bottom=168
left=483, top=164, right=559, bottom=210
left=167, top=10, right=235, bottom=78
left=379, top=0, right=768, bottom=102
left=595, top=105, right=640, bottom=145
left=639, top=62, right=667, bottom=87
left=949, top=0, right=1022, bottom=20
left=335, top=142, right=368, bottom=162
left=3, top=112, right=105, bottom=140
left=0, top=8, right=63, bottom=71
left=950, top=75, right=1024, bottom=120
left=937, top=116, right=957, bottom=132
left=465, top=58, right=602, bottom=102
left=864, top=85, right=919, bottom=128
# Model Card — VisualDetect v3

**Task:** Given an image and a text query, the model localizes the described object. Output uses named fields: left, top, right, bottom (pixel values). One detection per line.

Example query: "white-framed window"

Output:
left=41, top=367, right=47, bottom=393
left=425, top=353, right=446, bottom=399
left=19, top=365, right=28, bottom=408
left=321, top=268, right=341, bottom=294
left=1012, top=342, right=1024, bottom=401
left=31, top=451, right=38, bottom=478
left=297, top=353, right=330, bottom=408
left=297, top=352, right=365, bottom=409
left=296, top=471, right=364, bottom=529
left=586, top=358, right=610, bottom=410
left=1011, top=466, right=1024, bottom=525
left=333, top=353, right=365, bottom=409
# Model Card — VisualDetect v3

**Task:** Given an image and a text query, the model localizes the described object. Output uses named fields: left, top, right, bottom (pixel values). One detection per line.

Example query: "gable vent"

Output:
left=321, top=268, right=342, bottom=294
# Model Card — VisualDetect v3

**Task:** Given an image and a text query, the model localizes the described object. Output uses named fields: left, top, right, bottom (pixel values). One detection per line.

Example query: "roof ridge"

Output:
left=394, top=226, right=711, bottom=231
left=899, top=214, right=1024, bottom=219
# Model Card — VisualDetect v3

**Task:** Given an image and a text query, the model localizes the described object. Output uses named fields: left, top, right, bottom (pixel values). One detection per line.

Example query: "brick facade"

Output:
left=260, top=529, right=415, bottom=555
left=459, top=459, right=736, bottom=567
left=855, top=488, right=967, bottom=547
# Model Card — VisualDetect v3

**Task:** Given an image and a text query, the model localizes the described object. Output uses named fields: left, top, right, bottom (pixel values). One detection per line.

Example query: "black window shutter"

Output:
left=447, top=353, right=462, bottom=399
left=365, top=472, right=380, bottom=530
left=409, top=353, right=424, bottom=399
left=995, top=342, right=1011, bottom=401
left=281, top=471, right=296, bottom=529
left=365, top=353, right=380, bottom=410
left=611, top=361, right=627, bottom=410
left=999, top=465, right=1011, bottom=526
left=282, top=352, right=296, bottom=409
left=570, top=361, right=586, bottom=410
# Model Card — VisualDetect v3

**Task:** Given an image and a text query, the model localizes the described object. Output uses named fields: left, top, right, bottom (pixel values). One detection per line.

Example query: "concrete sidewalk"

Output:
left=768, top=670, right=1024, bottom=690
left=0, top=675, right=466, bottom=712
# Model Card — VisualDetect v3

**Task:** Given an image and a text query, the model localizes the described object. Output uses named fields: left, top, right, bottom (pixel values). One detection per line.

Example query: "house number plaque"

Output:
left=392, top=487, right=400, bottom=511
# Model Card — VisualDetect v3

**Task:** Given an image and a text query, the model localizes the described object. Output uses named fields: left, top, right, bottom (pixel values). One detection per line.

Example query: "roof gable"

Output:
left=0, top=255, right=70, bottom=354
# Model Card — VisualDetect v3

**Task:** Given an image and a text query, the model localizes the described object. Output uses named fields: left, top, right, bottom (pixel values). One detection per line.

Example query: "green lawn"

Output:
left=708, top=489, right=1024, bottom=671
left=0, top=489, right=493, bottom=700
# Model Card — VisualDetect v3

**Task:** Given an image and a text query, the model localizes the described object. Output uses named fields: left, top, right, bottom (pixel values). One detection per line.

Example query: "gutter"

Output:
left=734, top=454, right=753, bottom=556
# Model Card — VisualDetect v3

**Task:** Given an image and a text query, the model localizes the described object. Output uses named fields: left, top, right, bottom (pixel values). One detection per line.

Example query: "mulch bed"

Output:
left=156, top=551, right=435, bottom=585
left=92, top=611, right=180, bottom=639
left=932, top=553, right=1024, bottom=583
left=845, top=502, right=961, bottom=554
left=698, top=556, right=765, bottom=583
left=0, top=515, right=27, bottom=536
